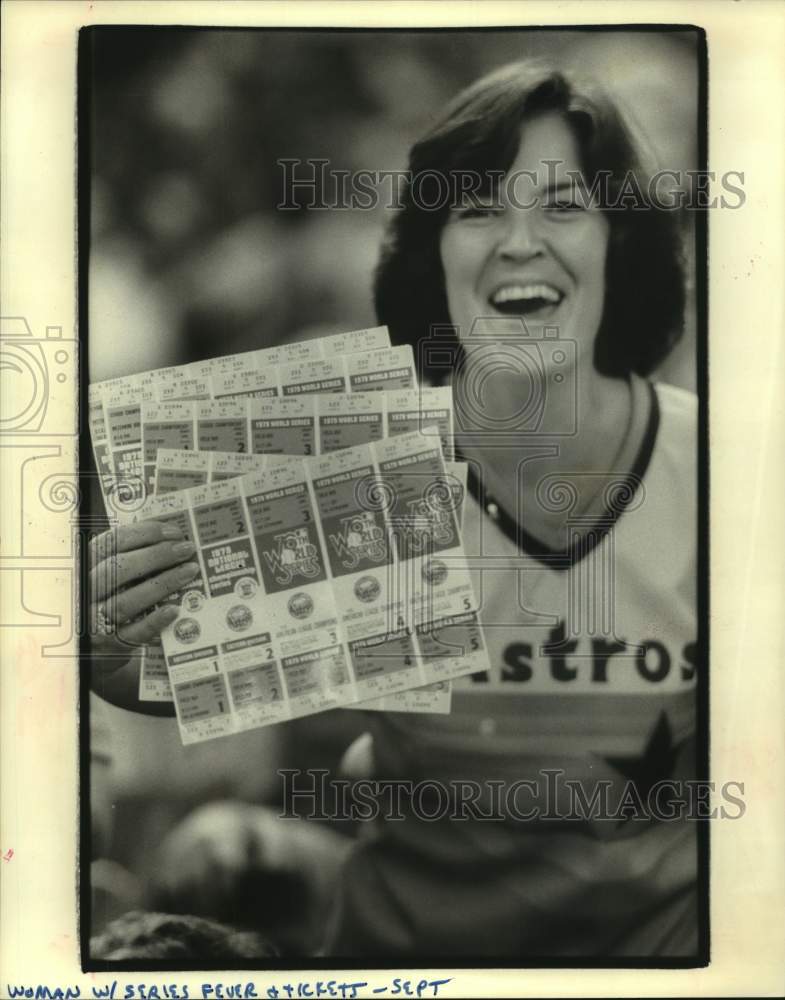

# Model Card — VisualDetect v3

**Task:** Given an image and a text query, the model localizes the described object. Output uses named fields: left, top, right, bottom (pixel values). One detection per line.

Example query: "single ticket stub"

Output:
left=139, top=643, right=171, bottom=701
left=351, top=679, right=453, bottom=714
left=317, top=326, right=390, bottom=359
left=344, top=346, right=418, bottom=393
left=317, top=392, right=385, bottom=453
left=210, top=367, right=280, bottom=401
left=88, top=385, right=116, bottom=495
left=101, top=383, right=152, bottom=504
left=153, top=445, right=210, bottom=495
left=384, top=387, right=454, bottom=460
left=154, top=374, right=212, bottom=404
left=248, top=396, right=319, bottom=456
left=140, top=401, right=199, bottom=495
left=120, top=431, right=487, bottom=743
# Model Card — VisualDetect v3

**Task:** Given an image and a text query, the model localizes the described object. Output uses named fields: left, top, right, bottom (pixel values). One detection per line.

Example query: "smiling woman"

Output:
left=325, top=59, right=700, bottom=959
left=375, top=60, right=689, bottom=546
left=376, top=60, right=686, bottom=381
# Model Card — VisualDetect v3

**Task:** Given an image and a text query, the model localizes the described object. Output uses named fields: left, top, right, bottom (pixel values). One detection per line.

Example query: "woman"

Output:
left=91, top=60, right=698, bottom=958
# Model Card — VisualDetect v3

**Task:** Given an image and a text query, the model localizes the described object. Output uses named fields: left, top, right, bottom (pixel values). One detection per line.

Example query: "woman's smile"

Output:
left=487, top=280, right=565, bottom=319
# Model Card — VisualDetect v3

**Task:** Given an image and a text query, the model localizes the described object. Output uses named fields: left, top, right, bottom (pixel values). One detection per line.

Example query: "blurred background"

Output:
left=86, top=26, right=700, bottom=952
left=88, top=27, right=699, bottom=386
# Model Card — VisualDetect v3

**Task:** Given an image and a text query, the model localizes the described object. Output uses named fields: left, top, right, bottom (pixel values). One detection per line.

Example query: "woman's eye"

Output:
left=455, top=203, right=501, bottom=220
left=542, top=200, right=586, bottom=215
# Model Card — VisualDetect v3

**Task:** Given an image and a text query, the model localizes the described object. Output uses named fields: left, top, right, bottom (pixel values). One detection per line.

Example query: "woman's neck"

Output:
left=453, top=365, right=641, bottom=547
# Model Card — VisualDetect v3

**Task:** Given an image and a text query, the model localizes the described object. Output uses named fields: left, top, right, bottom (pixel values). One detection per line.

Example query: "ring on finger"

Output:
left=94, top=603, right=117, bottom=636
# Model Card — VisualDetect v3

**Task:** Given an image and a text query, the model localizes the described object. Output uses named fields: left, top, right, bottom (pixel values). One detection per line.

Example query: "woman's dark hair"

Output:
left=374, top=60, right=686, bottom=379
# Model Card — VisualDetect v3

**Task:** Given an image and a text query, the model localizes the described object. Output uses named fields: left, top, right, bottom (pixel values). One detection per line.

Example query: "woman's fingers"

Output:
left=89, top=519, right=200, bottom=653
left=101, top=560, right=201, bottom=626
left=91, top=537, right=196, bottom=602
left=90, top=604, right=181, bottom=667
left=114, top=604, right=181, bottom=648
left=89, top=520, right=183, bottom=571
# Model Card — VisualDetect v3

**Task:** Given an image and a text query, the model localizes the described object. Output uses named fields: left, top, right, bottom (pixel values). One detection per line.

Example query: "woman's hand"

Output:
left=89, top=520, right=201, bottom=674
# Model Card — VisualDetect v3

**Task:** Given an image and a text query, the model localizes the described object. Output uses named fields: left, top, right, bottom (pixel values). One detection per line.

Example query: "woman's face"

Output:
left=439, top=112, right=610, bottom=375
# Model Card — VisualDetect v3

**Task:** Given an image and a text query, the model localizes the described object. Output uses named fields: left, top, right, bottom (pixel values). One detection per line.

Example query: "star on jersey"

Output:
left=604, top=712, right=682, bottom=824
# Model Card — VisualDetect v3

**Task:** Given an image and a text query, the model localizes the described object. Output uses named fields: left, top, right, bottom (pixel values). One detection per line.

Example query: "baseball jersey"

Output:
left=328, top=377, right=699, bottom=958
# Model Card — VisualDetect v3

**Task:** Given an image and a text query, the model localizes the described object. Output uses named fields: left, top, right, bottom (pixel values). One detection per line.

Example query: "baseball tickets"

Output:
left=100, top=358, right=421, bottom=509
left=141, top=387, right=450, bottom=472
left=119, top=431, right=487, bottom=744
left=142, top=448, right=467, bottom=712
left=91, top=328, right=484, bottom=734
left=90, top=326, right=392, bottom=508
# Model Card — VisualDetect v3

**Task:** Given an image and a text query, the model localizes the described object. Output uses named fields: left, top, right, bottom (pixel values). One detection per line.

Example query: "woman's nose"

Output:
left=494, top=206, right=544, bottom=261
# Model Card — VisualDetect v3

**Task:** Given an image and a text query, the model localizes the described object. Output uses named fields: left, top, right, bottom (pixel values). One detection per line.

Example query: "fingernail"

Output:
left=160, top=524, right=183, bottom=539
left=161, top=605, right=180, bottom=622
left=179, top=561, right=200, bottom=580
left=172, top=541, right=196, bottom=557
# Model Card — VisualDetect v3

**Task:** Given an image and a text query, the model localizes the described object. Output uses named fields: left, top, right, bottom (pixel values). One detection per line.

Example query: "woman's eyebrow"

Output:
left=541, top=179, right=579, bottom=195
left=509, top=178, right=579, bottom=199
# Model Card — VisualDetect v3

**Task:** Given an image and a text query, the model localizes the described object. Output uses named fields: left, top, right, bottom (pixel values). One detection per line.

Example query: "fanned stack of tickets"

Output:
left=89, top=326, right=491, bottom=744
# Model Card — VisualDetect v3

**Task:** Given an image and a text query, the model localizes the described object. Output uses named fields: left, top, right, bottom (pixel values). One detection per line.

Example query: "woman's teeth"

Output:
left=489, top=283, right=564, bottom=316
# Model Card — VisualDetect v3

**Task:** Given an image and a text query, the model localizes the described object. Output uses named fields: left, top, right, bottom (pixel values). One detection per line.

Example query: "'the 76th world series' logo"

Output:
left=262, top=528, right=321, bottom=586
left=406, top=495, right=456, bottom=548
left=328, top=512, right=386, bottom=570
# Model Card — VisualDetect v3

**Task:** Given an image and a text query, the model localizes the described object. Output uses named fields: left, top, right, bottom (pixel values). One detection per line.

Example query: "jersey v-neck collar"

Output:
left=461, top=378, right=661, bottom=570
